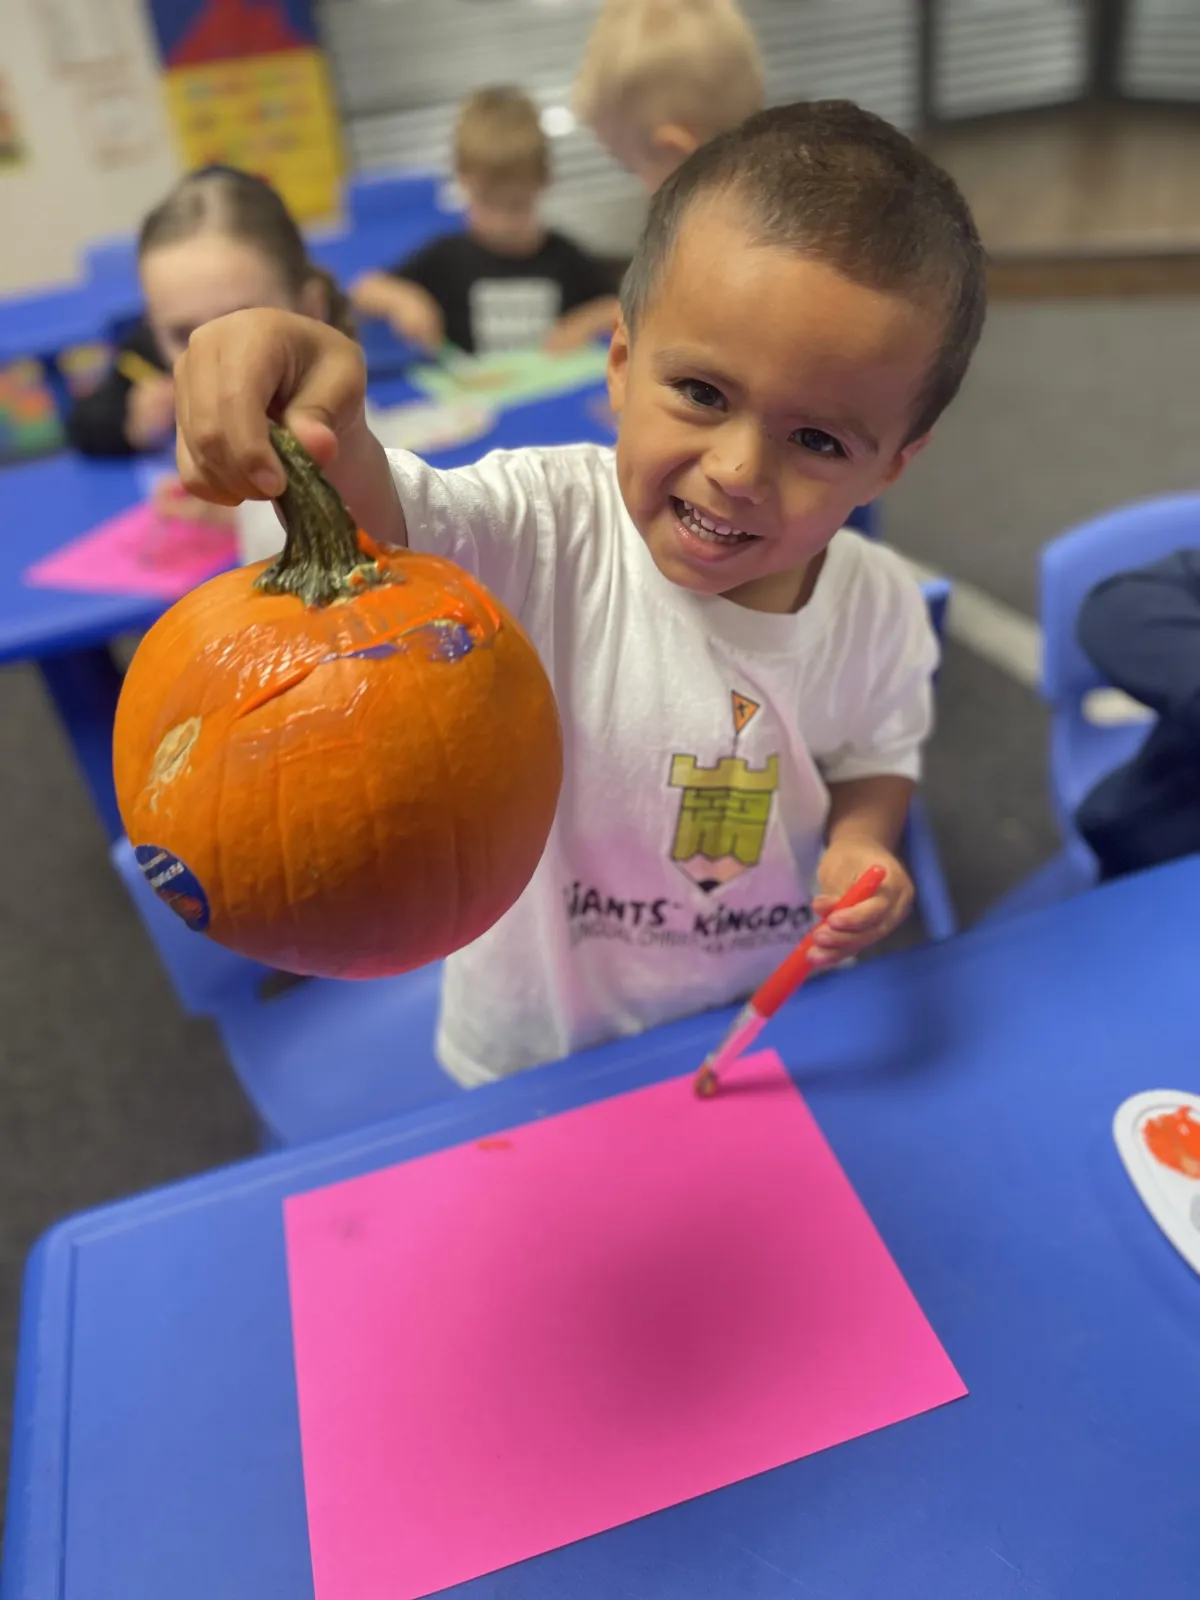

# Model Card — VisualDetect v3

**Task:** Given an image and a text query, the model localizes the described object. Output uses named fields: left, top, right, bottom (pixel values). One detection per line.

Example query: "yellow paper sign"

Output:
left=162, top=46, right=340, bottom=222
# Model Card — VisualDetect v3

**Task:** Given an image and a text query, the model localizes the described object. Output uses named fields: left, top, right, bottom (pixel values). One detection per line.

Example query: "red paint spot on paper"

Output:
left=476, top=1137, right=514, bottom=1152
left=1144, top=1105, right=1200, bottom=1179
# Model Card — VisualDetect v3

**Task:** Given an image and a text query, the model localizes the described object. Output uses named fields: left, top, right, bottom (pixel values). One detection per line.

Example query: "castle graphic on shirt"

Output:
left=667, top=692, right=780, bottom=893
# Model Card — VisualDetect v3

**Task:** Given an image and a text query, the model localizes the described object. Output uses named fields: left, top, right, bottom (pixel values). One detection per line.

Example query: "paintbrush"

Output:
left=694, top=865, right=887, bottom=1098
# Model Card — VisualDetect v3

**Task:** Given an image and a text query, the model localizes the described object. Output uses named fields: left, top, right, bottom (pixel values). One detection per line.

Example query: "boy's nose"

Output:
left=705, top=434, right=770, bottom=505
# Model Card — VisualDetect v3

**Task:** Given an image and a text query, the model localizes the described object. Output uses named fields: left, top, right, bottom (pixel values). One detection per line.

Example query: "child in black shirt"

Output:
left=352, top=88, right=618, bottom=356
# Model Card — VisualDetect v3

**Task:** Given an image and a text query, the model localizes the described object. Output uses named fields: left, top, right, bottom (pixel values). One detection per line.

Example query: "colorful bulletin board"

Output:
left=145, top=0, right=342, bottom=222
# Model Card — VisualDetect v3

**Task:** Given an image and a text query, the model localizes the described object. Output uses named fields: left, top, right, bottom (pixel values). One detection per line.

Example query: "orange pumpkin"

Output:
left=113, top=426, right=562, bottom=978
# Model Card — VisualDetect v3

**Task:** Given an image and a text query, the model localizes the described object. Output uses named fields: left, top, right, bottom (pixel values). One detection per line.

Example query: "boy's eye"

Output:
left=675, top=378, right=725, bottom=410
left=793, top=427, right=846, bottom=459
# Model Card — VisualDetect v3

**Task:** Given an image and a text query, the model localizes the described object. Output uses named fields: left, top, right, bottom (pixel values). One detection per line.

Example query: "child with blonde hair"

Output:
left=353, top=87, right=618, bottom=355
left=574, top=0, right=765, bottom=189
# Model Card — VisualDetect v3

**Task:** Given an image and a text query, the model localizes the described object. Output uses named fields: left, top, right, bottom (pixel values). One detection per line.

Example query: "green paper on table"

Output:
left=411, top=344, right=610, bottom=410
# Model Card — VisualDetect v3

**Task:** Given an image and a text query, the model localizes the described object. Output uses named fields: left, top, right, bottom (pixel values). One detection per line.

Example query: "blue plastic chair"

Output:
left=906, top=574, right=957, bottom=942
left=987, top=493, right=1200, bottom=921
left=215, top=962, right=454, bottom=1148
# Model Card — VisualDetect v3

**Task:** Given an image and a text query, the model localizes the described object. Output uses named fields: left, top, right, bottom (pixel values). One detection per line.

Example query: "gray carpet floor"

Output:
left=887, top=299, right=1200, bottom=614
left=0, top=296, right=1190, bottom=1524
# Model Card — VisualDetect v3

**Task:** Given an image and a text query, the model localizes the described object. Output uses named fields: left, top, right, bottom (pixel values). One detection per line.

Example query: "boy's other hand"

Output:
left=125, top=374, right=176, bottom=451
left=174, top=309, right=368, bottom=506
left=808, top=841, right=913, bottom=969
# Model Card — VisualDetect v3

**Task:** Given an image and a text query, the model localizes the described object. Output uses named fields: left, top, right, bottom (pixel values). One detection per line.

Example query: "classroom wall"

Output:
left=0, top=0, right=178, bottom=296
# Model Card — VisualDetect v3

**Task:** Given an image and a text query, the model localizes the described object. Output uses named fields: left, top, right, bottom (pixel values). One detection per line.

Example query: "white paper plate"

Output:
left=1113, top=1090, right=1200, bottom=1275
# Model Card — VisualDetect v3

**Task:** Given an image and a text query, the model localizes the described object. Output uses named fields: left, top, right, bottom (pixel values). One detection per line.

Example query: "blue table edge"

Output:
left=1, top=1001, right=726, bottom=1593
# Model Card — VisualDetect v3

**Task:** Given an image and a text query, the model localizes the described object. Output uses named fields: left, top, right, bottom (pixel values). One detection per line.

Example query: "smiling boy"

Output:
left=173, top=102, right=987, bottom=1084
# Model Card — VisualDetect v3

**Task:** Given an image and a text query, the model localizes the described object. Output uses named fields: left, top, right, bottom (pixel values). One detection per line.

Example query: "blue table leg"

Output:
left=36, top=647, right=123, bottom=840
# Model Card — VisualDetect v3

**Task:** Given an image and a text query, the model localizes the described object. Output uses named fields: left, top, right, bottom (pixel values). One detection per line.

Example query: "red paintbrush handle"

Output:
left=753, top=865, right=887, bottom=1018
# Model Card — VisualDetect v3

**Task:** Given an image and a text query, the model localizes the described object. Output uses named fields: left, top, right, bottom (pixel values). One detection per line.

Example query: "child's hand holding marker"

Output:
left=121, top=357, right=176, bottom=452
left=807, top=841, right=913, bottom=970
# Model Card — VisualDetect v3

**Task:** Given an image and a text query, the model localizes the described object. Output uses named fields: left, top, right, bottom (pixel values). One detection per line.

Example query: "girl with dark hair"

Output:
left=67, top=165, right=352, bottom=460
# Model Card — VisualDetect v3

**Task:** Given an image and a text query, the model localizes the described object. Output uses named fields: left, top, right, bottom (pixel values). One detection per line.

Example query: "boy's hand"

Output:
left=807, top=840, right=913, bottom=970
left=174, top=308, right=368, bottom=506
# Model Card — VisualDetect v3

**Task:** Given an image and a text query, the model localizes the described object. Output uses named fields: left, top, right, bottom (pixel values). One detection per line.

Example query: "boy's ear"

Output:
left=606, top=312, right=631, bottom=413
left=879, top=430, right=932, bottom=489
left=651, top=123, right=701, bottom=166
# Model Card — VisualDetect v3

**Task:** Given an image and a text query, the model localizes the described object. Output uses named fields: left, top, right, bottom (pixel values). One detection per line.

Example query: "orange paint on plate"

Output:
left=1143, top=1105, right=1200, bottom=1179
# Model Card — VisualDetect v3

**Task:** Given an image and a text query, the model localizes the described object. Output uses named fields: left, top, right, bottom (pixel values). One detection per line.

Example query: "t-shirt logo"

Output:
left=469, top=278, right=561, bottom=353
left=668, top=753, right=780, bottom=892
left=667, top=691, right=779, bottom=893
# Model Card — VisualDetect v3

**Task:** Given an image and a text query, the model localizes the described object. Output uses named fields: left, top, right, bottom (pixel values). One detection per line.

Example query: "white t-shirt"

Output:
left=389, top=442, right=937, bottom=1086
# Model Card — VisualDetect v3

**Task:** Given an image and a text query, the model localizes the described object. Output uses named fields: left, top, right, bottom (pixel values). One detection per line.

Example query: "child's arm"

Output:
left=174, top=308, right=408, bottom=548
left=808, top=776, right=914, bottom=969
left=544, top=295, right=620, bottom=352
left=350, top=271, right=445, bottom=352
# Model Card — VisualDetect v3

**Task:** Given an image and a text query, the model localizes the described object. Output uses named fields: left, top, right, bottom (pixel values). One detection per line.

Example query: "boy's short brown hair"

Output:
left=454, top=87, right=549, bottom=190
left=573, top=0, right=763, bottom=144
left=621, top=100, right=988, bottom=442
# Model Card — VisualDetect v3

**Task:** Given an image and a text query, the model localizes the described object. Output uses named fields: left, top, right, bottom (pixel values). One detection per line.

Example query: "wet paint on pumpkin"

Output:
left=1143, top=1105, right=1200, bottom=1179
left=232, top=565, right=500, bottom=722
left=133, top=844, right=211, bottom=932
left=327, top=618, right=476, bottom=665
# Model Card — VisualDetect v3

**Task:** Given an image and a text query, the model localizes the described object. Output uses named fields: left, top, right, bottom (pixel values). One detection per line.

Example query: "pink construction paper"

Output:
left=284, top=1051, right=966, bottom=1600
left=24, top=501, right=236, bottom=599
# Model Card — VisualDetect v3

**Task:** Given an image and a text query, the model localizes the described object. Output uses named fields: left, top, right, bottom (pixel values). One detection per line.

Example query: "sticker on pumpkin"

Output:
left=134, top=844, right=211, bottom=933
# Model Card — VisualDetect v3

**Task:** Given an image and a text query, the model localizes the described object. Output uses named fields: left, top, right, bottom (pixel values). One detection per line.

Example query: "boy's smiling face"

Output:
left=607, top=194, right=941, bottom=612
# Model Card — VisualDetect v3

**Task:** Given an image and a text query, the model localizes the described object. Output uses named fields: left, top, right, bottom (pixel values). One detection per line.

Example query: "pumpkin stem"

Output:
left=255, top=424, right=384, bottom=607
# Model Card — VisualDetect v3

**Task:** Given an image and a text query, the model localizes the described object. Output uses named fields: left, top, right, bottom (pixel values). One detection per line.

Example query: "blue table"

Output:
left=0, top=453, right=166, bottom=836
left=5, top=859, right=1199, bottom=1598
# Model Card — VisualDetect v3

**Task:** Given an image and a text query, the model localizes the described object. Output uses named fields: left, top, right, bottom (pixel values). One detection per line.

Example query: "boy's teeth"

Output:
left=677, top=498, right=753, bottom=545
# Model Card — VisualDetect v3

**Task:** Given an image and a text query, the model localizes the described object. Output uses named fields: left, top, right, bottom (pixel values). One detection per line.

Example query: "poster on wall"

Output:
left=77, top=63, right=159, bottom=167
left=144, top=0, right=341, bottom=221
left=39, top=0, right=126, bottom=73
